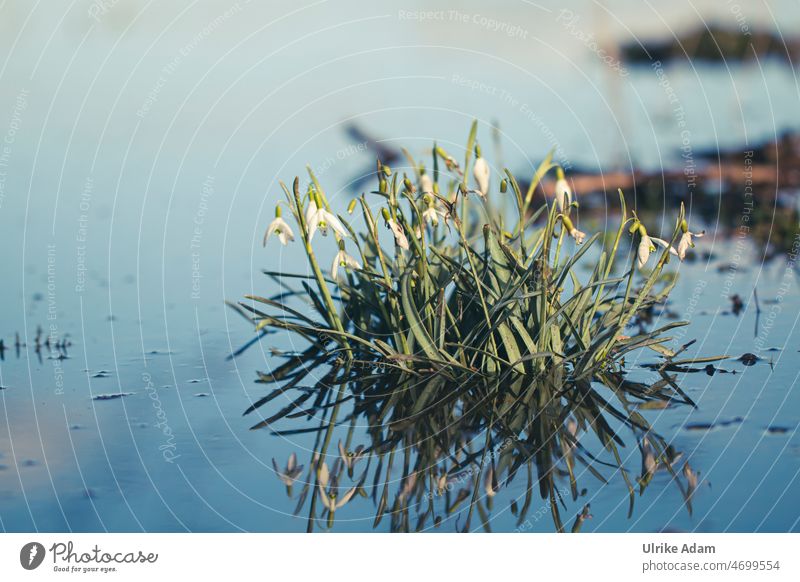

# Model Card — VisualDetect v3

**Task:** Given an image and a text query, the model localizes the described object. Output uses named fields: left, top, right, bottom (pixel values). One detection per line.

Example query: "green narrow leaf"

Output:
left=400, top=271, right=450, bottom=363
left=497, top=321, right=524, bottom=374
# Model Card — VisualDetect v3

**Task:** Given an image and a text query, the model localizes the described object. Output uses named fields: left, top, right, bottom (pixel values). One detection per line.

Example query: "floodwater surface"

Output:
left=1, top=0, right=799, bottom=532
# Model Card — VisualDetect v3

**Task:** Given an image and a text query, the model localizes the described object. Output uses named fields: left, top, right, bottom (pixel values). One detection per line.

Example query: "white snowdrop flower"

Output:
left=677, top=230, right=705, bottom=260
left=651, top=236, right=679, bottom=256
left=561, top=214, right=586, bottom=244
left=331, top=249, right=360, bottom=279
left=263, top=216, right=295, bottom=246
left=569, top=228, right=586, bottom=244
left=638, top=235, right=677, bottom=269
left=473, top=157, right=490, bottom=197
left=637, top=234, right=655, bottom=270
left=422, top=196, right=446, bottom=228
left=422, top=205, right=440, bottom=227
left=305, top=200, right=348, bottom=242
left=388, top=219, right=410, bottom=250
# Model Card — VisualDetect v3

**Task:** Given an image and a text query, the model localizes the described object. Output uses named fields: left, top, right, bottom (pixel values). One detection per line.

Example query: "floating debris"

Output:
left=92, top=392, right=135, bottom=401
left=730, top=294, right=745, bottom=315
left=739, top=353, right=760, bottom=366
left=621, top=25, right=800, bottom=65
left=684, top=417, right=744, bottom=432
left=766, top=426, right=791, bottom=435
left=716, top=263, right=741, bottom=274
left=643, top=354, right=733, bottom=375
left=636, top=400, right=672, bottom=410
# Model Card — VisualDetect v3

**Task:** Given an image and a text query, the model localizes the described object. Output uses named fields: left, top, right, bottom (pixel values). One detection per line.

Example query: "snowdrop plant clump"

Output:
left=253, top=121, right=700, bottom=380
left=243, top=122, right=707, bottom=532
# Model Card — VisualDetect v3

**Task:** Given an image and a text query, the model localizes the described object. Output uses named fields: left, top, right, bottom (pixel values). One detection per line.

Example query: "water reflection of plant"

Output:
left=240, top=122, right=705, bottom=531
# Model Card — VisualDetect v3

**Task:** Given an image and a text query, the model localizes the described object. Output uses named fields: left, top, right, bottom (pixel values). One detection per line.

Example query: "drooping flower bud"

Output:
left=420, top=173, right=433, bottom=194
left=554, top=167, right=572, bottom=213
left=473, top=157, right=490, bottom=197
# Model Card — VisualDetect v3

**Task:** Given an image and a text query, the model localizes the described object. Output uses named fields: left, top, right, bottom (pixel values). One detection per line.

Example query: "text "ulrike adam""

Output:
left=643, top=542, right=715, bottom=554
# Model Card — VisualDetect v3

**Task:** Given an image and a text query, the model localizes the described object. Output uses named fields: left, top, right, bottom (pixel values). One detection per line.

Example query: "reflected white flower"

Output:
left=338, top=440, right=366, bottom=472
left=388, top=219, right=410, bottom=250
left=318, top=486, right=357, bottom=511
left=554, top=178, right=572, bottom=213
left=677, top=230, right=705, bottom=260
left=399, top=471, right=418, bottom=501
left=683, top=462, right=699, bottom=506
left=574, top=504, right=593, bottom=530
left=641, top=437, right=657, bottom=480
left=272, top=453, right=304, bottom=488
left=567, top=418, right=578, bottom=438
left=331, top=249, right=360, bottom=279
left=684, top=462, right=698, bottom=491
left=305, top=200, right=348, bottom=242
left=317, top=461, right=357, bottom=511
left=264, top=216, right=295, bottom=246
left=484, top=466, right=498, bottom=498
left=436, top=470, right=449, bottom=495
left=473, top=157, right=490, bottom=197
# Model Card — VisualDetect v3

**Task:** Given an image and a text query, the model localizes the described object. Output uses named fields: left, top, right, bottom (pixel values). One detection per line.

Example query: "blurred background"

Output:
left=1, top=0, right=799, bottom=532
